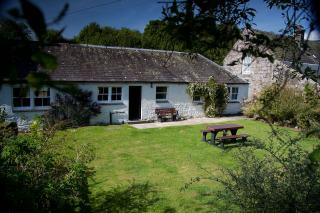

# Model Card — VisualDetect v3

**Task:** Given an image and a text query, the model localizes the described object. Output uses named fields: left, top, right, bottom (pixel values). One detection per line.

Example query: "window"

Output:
left=156, top=86, right=167, bottom=100
left=242, top=54, right=252, bottom=74
left=13, top=87, right=30, bottom=108
left=98, top=87, right=109, bottom=101
left=34, top=88, right=50, bottom=107
left=111, top=87, right=122, bottom=101
left=228, top=87, right=239, bottom=101
left=192, top=95, right=201, bottom=102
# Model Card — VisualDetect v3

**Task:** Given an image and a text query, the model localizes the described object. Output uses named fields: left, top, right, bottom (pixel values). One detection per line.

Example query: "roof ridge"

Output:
left=77, top=43, right=189, bottom=55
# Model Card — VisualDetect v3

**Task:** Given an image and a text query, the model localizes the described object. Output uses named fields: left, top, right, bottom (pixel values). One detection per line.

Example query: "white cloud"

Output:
left=304, top=30, right=320, bottom=41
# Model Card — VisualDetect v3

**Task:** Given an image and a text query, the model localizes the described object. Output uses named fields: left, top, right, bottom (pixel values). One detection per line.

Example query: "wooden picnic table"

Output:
left=202, top=124, right=244, bottom=144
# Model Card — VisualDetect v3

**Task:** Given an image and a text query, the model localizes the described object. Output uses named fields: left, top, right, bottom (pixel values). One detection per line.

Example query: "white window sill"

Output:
left=228, top=100, right=240, bottom=103
left=156, top=100, right=169, bottom=103
left=13, top=106, right=51, bottom=112
left=99, top=102, right=124, bottom=105
left=193, top=101, right=204, bottom=105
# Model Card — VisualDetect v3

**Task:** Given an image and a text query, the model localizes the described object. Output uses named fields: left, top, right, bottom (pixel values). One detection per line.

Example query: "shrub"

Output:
left=0, top=122, right=18, bottom=144
left=0, top=121, right=94, bottom=212
left=187, top=77, right=229, bottom=117
left=44, top=88, right=100, bottom=129
left=216, top=142, right=320, bottom=212
left=242, top=97, right=260, bottom=118
left=243, top=85, right=306, bottom=126
left=0, top=108, right=6, bottom=123
left=297, top=106, right=320, bottom=137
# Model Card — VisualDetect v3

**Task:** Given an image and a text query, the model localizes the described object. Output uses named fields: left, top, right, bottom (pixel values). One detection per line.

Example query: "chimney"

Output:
left=294, top=25, right=305, bottom=47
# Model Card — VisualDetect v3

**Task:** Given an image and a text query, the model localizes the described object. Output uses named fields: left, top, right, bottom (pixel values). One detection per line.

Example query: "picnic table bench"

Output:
left=201, top=124, right=248, bottom=148
left=155, top=108, right=178, bottom=122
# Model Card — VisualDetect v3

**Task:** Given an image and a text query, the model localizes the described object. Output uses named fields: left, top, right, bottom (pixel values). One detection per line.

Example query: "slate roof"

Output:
left=44, top=44, right=247, bottom=84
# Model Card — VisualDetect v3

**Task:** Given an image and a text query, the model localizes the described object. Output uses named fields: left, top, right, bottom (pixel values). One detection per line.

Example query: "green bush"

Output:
left=44, top=88, right=100, bottom=129
left=0, top=122, right=18, bottom=143
left=187, top=77, right=229, bottom=117
left=297, top=106, right=320, bottom=137
left=243, top=85, right=307, bottom=126
left=217, top=142, right=320, bottom=212
left=0, top=121, right=94, bottom=212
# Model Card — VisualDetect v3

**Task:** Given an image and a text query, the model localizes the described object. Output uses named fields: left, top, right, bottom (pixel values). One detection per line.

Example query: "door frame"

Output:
left=128, top=85, right=142, bottom=121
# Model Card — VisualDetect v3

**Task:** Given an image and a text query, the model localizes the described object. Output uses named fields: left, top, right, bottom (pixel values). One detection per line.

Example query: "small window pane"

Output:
left=229, top=87, right=239, bottom=100
left=13, top=88, right=30, bottom=107
left=232, top=94, right=238, bottom=100
left=22, top=98, right=30, bottom=106
left=111, top=87, right=122, bottom=101
left=13, top=98, right=21, bottom=107
left=156, top=87, right=167, bottom=93
left=42, top=98, right=50, bottom=106
left=193, top=96, right=201, bottom=102
left=34, top=88, right=50, bottom=106
left=156, top=87, right=167, bottom=100
left=242, top=54, right=252, bottom=74
left=98, top=87, right=109, bottom=101
left=232, top=87, right=238, bottom=93
left=156, top=93, right=166, bottom=100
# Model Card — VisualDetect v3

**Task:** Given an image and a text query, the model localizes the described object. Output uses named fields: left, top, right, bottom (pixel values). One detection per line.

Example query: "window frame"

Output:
left=96, top=86, right=123, bottom=103
left=192, top=95, right=203, bottom=104
left=97, top=87, right=109, bottom=102
left=12, top=86, right=52, bottom=111
left=34, top=88, right=51, bottom=108
left=155, top=86, right=168, bottom=101
left=241, top=54, right=252, bottom=75
left=111, top=87, right=122, bottom=102
left=228, top=86, right=239, bottom=101
left=12, top=87, right=31, bottom=109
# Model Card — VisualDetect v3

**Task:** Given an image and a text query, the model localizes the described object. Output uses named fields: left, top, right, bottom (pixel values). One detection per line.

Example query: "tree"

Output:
left=44, top=29, right=68, bottom=43
left=160, top=0, right=252, bottom=61
left=74, top=23, right=142, bottom=47
left=74, top=22, right=103, bottom=44
left=143, top=20, right=185, bottom=51
left=1, top=0, right=69, bottom=88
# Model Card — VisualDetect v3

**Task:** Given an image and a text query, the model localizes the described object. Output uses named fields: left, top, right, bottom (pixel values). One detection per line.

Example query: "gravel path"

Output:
left=131, top=116, right=247, bottom=129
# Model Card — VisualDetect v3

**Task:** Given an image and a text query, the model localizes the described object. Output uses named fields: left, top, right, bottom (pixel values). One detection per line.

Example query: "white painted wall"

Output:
left=225, top=84, right=249, bottom=114
left=0, top=82, right=248, bottom=124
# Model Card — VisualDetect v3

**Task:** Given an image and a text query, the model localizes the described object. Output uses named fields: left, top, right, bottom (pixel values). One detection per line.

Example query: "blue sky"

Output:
left=1, top=0, right=319, bottom=40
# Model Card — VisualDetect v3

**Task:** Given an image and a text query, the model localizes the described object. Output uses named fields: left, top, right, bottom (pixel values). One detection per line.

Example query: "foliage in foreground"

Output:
left=44, top=88, right=100, bottom=130
left=187, top=77, right=229, bottom=117
left=0, top=120, right=94, bottom=212
left=216, top=139, right=320, bottom=212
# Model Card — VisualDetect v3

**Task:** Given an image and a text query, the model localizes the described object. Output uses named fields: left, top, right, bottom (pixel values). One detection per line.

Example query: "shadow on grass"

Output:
left=93, top=182, right=162, bottom=212
left=217, top=140, right=257, bottom=151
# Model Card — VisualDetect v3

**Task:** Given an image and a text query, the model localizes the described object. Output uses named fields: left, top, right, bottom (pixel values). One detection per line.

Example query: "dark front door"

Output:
left=129, top=86, right=141, bottom=120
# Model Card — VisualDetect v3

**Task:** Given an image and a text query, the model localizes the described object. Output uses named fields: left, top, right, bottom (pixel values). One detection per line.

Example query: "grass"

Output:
left=63, top=119, right=319, bottom=212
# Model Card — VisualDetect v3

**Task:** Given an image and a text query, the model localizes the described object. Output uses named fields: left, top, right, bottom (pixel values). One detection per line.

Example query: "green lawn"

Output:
left=63, top=120, right=319, bottom=212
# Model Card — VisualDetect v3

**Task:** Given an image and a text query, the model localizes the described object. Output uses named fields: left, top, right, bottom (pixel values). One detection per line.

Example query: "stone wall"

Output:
left=223, top=40, right=314, bottom=99
left=223, top=40, right=274, bottom=98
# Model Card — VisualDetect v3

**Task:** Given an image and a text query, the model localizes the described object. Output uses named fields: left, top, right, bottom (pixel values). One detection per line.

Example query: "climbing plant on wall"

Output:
left=186, top=77, right=229, bottom=117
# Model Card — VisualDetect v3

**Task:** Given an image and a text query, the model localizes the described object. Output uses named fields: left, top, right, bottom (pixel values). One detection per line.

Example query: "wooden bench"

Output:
left=201, top=130, right=209, bottom=142
left=217, top=134, right=249, bottom=147
left=155, top=108, right=178, bottom=122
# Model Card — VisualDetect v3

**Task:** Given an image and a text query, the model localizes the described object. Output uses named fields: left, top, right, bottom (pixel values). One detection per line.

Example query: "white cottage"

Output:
left=0, top=44, right=249, bottom=124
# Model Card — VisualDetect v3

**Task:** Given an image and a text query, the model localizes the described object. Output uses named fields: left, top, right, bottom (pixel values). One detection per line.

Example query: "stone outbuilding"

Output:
left=223, top=30, right=320, bottom=99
